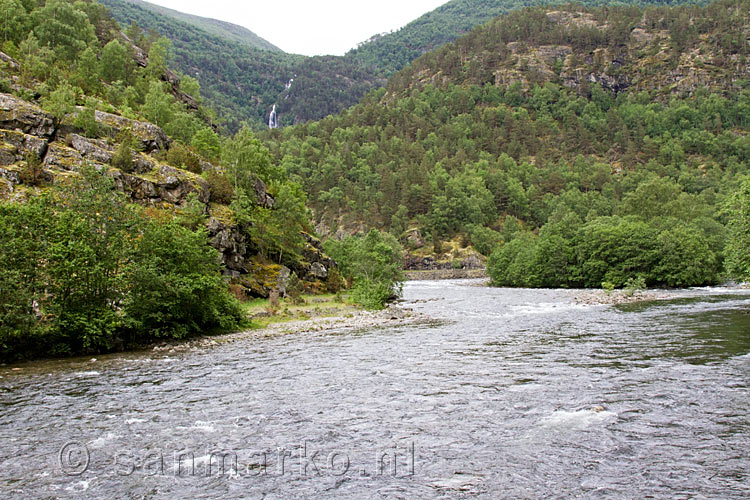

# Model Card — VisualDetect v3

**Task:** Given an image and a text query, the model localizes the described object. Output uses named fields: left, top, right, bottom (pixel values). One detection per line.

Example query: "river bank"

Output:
left=149, top=302, right=433, bottom=354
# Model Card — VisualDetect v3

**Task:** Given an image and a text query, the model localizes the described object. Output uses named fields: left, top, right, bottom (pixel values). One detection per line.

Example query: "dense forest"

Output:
left=101, top=0, right=707, bottom=130
left=264, top=0, right=750, bottom=287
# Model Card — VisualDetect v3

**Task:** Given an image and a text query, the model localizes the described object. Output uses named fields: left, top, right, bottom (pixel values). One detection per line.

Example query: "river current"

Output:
left=1, top=280, right=749, bottom=499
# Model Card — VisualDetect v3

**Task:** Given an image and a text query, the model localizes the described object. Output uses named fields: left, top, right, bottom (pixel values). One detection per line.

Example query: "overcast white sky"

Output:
left=144, top=0, right=449, bottom=56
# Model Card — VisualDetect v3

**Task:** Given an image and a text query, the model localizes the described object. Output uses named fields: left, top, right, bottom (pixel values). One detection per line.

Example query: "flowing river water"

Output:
left=1, top=280, right=749, bottom=499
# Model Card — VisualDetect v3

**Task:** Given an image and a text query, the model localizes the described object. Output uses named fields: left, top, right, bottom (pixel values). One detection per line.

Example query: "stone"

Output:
left=277, top=266, right=291, bottom=296
left=405, top=228, right=425, bottom=249
left=0, top=93, right=56, bottom=138
left=309, top=262, right=328, bottom=280
left=0, top=129, right=47, bottom=165
left=67, top=134, right=113, bottom=164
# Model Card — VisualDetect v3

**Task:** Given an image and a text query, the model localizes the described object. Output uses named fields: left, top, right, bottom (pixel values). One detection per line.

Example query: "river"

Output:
left=1, top=280, right=749, bottom=499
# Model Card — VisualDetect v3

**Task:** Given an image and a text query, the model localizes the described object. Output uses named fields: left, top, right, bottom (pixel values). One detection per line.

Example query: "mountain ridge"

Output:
left=103, top=0, right=283, bottom=52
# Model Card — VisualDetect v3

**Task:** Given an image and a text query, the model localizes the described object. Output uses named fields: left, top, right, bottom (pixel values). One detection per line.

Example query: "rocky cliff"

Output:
left=0, top=91, right=336, bottom=298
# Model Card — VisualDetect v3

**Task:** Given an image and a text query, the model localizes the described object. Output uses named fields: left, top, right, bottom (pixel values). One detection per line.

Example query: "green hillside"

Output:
left=109, top=0, right=283, bottom=52
left=265, top=0, right=750, bottom=287
left=347, top=0, right=707, bottom=75
left=0, top=0, right=342, bottom=362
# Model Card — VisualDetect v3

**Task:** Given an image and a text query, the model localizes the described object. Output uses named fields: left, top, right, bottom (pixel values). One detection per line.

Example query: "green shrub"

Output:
left=324, top=230, right=404, bottom=309
left=204, top=170, right=234, bottom=204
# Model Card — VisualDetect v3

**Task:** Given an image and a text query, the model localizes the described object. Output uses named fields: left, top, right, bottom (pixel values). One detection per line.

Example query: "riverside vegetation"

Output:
left=0, top=0, right=404, bottom=362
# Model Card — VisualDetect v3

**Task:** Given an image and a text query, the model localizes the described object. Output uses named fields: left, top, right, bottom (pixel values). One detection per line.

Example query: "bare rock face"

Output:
left=67, top=134, right=114, bottom=164
left=59, top=109, right=170, bottom=153
left=0, top=93, right=56, bottom=138
left=207, top=218, right=248, bottom=274
left=405, top=228, right=425, bottom=249
left=0, top=51, right=19, bottom=70
left=253, top=177, right=275, bottom=209
left=0, top=129, right=47, bottom=165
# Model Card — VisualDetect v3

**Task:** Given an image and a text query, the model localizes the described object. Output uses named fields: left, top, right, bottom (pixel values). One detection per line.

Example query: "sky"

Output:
left=144, top=0, right=450, bottom=56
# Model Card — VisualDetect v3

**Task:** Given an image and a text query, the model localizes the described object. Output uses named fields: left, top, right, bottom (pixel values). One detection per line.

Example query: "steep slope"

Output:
left=0, top=0, right=340, bottom=361
left=266, top=0, right=750, bottom=278
left=101, top=0, right=705, bottom=129
left=347, top=0, right=704, bottom=75
left=109, top=0, right=283, bottom=52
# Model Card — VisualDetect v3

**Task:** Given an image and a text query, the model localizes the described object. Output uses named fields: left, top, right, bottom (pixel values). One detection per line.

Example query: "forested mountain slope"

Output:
left=101, top=0, right=703, bottom=129
left=347, top=0, right=705, bottom=75
left=265, top=0, right=750, bottom=286
left=0, top=0, right=339, bottom=361
left=109, top=0, right=283, bottom=52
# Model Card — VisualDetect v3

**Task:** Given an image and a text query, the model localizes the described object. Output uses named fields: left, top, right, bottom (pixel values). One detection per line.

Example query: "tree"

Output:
left=141, top=80, right=174, bottom=127
left=724, top=180, right=750, bottom=281
left=124, top=221, right=241, bottom=340
left=0, top=0, right=28, bottom=44
left=99, top=39, right=128, bottom=83
left=191, top=127, right=221, bottom=160
left=31, top=0, right=95, bottom=61
left=324, top=230, right=404, bottom=309
left=41, top=80, right=77, bottom=120
left=75, top=46, right=100, bottom=93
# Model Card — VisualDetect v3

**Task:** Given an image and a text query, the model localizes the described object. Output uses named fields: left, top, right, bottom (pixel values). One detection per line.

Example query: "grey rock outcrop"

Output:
left=0, top=129, right=47, bottom=165
left=0, top=93, right=56, bottom=138
left=207, top=217, right=248, bottom=274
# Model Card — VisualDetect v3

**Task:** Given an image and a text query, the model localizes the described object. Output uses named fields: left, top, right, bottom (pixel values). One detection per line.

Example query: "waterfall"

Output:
left=268, top=104, right=278, bottom=129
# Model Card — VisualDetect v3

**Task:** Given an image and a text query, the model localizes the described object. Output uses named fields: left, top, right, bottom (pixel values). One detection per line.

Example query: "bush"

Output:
left=204, top=170, right=234, bottom=204
left=72, top=98, right=99, bottom=138
left=164, top=142, right=203, bottom=174
left=324, top=230, right=404, bottom=309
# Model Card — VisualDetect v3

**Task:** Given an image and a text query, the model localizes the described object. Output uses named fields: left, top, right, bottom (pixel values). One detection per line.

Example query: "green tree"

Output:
left=99, top=39, right=128, bottom=83
left=0, top=0, right=28, bottom=44
left=31, top=0, right=95, bottom=61
left=191, top=127, right=221, bottom=160
left=324, top=230, right=404, bottom=309
left=124, top=221, right=241, bottom=340
left=41, top=80, right=77, bottom=120
left=724, top=180, right=750, bottom=281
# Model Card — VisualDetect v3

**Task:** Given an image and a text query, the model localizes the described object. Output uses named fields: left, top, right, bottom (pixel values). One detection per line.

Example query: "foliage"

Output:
left=724, top=180, right=750, bottom=282
left=72, top=97, right=100, bottom=137
left=324, top=230, right=404, bottom=309
left=41, top=80, right=78, bottom=120
left=0, top=166, right=242, bottom=362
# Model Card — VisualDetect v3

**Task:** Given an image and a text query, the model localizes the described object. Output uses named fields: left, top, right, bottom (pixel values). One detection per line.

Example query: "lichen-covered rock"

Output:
left=60, top=108, right=170, bottom=153
left=309, top=262, right=328, bottom=279
left=0, top=93, right=56, bottom=138
left=0, top=51, right=19, bottom=70
left=67, top=134, right=113, bottom=164
left=43, top=142, right=107, bottom=171
left=0, top=167, right=21, bottom=185
left=207, top=217, right=248, bottom=274
left=155, top=165, right=210, bottom=204
left=0, top=129, right=47, bottom=165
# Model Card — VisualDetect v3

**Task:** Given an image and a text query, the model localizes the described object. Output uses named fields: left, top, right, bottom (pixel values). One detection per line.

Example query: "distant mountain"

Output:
left=266, top=0, right=750, bottom=269
left=347, top=0, right=696, bottom=76
left=102, top=0, right=283, bottom=52
left=101, top=0, right=704, bottom=129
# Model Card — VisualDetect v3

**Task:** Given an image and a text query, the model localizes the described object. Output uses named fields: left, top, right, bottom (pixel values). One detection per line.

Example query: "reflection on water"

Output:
left=0, top=281, right=748, bottom=499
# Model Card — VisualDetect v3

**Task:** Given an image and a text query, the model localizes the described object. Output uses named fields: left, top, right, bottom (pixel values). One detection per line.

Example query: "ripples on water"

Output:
left=1, top=281, right=748, bottom=499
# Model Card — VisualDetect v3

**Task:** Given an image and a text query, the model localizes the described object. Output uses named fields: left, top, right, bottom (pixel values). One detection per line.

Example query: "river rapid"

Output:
left=1, top=280, right=749, bottom=499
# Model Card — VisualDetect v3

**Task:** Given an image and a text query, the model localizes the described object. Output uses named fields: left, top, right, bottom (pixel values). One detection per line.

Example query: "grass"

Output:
left=239, top=292, right=356, bottom=329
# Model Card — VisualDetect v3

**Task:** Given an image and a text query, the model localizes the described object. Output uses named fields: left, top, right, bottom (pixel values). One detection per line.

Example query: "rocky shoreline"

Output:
left=405, top=268, right=488, bottom=281
left=151, top=304, right=434, bottom=354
